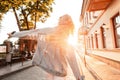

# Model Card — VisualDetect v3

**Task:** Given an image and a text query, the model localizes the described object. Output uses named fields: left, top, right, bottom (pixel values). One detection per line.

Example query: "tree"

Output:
left=0, top=0, right=24, bottom=30
left=0, top=23, right=2, bottom=32
left=0, top=13, right=2, bottom=21
left=0, top=0, right=54, bottom=31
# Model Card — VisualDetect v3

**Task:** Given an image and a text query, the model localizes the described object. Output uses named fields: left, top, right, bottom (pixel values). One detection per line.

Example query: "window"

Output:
left=95, top=32, right=98, bottom=48
left=91, top=34, right=94, bottom=49
left=100, top=27, right=106, bottom=48
left=113, top=14, right=120, bottom=48
left=102, top=28, right=106, bottom=48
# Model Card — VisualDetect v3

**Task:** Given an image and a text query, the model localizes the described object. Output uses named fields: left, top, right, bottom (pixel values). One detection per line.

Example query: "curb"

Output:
left=0, top=61, right=33, bottom=79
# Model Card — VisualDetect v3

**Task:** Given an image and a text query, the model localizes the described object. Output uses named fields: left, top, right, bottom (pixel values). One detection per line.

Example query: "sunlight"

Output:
left=67, top=34, right=78, bottom=46
left=67, top=22, right=80, bottom=46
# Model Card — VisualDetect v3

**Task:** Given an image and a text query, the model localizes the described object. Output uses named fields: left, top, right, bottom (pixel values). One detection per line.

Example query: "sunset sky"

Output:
left=0, top=0, right=83, bottom=44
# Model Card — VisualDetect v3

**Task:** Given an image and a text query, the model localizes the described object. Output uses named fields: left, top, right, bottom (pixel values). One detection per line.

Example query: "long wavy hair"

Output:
left=58, top=14, right=74, bottom=35
left=46, top=14, right=75, bottom=42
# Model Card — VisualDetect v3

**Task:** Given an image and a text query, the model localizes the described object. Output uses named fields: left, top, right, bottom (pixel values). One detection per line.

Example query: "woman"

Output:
left=33, top=14, right=83, bottom=80
left=4, top=39, right=13, bottom=66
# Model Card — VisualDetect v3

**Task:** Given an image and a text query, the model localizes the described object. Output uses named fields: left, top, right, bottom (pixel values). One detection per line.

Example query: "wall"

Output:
left=88, top=0, right=120, bottom=49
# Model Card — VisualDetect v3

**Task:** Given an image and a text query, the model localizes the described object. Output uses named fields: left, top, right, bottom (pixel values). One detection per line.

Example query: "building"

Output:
left=79, top=0, right=120, bottom=70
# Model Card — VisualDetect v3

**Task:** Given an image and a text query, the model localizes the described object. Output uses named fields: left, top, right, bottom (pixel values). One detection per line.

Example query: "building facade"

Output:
left=79, top=0, right=120, bottom=70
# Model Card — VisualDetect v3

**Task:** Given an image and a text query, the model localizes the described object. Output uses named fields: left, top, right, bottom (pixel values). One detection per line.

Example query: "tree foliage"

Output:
left=0, top=0, right=55, bottom=31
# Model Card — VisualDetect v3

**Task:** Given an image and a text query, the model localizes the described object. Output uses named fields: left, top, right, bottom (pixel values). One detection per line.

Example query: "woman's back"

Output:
left=45, top=14, right=74, bottom=45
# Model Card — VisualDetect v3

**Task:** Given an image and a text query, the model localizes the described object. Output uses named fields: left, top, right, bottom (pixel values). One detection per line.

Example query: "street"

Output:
left=0, top=45, right=96, bottom=80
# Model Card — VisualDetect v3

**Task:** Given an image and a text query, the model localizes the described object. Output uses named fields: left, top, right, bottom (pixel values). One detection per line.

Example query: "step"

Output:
left=85, top=55, right=120, bottom=80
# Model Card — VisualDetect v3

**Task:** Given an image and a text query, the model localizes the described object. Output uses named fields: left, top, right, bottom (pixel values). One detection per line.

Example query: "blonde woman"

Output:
left=33, top=14, right=83, bottom=80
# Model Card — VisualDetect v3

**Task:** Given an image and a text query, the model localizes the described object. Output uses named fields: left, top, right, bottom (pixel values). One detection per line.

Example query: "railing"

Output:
left=0, top=53, right=6, bottom=66
left=0, top=53, right=6, bottom=59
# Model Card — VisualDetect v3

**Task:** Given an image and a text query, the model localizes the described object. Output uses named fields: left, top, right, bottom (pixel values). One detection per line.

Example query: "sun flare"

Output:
left=67, top=34, right=78, bottom=46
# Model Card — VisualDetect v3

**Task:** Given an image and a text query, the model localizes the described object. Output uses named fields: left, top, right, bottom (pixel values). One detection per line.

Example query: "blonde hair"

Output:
left=58, top=14, right=74, bottom=35
left=46, top=14, right=75, bottom=42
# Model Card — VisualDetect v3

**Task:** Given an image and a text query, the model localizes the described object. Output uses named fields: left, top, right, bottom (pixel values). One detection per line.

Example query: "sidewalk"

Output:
left=0, top=60, right=32, bottom=78
left=85, top=55, right=120, bottom=80
left=77, top=44, right=120, bottom=80
left=75, top=53, right=96, bottom=80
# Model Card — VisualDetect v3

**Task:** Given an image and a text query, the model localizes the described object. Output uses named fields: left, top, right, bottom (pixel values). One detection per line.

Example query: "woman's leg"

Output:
left=66, top=46, right=82, bottom=80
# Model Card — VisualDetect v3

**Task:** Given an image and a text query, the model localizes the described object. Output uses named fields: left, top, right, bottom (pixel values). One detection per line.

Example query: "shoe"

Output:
left=78, top=75, right=85, bottom=80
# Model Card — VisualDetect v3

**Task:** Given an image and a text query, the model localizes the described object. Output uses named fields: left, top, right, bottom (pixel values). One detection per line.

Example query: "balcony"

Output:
left=87, top=0, right=113, bottom=11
